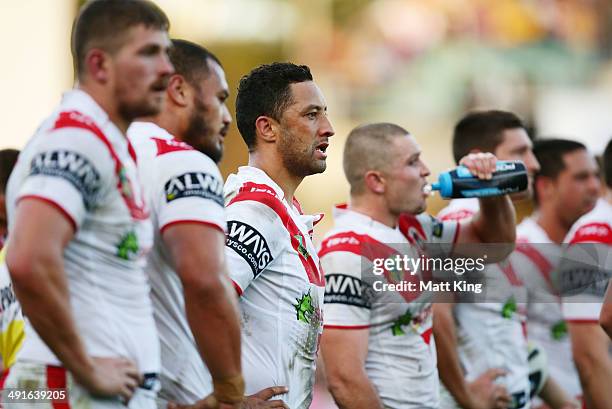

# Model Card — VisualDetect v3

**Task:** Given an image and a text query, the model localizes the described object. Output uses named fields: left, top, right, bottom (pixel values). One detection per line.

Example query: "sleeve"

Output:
left=562, top=302, right=602, bottom=323
left=320, top=250, right=372, bottom=329
left=155, top=152, right=226, bottom=234
left=560, top=222, right=611, bottom=321
left=224, top=200, right=285, bottom=294
left=16, top=127, right=114, bottom=229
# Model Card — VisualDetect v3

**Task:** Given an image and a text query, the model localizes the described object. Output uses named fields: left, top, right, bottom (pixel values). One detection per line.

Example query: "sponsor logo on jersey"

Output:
left=226, top=220, right=273, bottom=277
left=165, top=172, right=224, bottom=207
left=294, top=233, right=310, bottom=259
left=0, top=283, right=17, bottom=314
left=30, top=150, right=101, bottom=209
left=432, top=216, right=444, bottom=238
left=324, top=274, right=373, bottom=308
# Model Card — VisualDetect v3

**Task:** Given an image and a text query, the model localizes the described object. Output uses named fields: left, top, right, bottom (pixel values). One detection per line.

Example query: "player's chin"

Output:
left=309, top=159, right=327, bottom=174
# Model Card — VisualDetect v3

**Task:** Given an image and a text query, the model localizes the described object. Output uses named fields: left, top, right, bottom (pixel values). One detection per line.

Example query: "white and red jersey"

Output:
left=513, top=217, right=581, bottom=401
left=437, top=198, right=530, bottom=408
left=561, top=199, right=612, bottom=323
left=320, top=205, right=460, bottom=409
left=0, top=247, right=25, bottom=371
left=128, top=121, right=226, bottom=402
left=224, top=166, right=325, bottom=409
left=5, top=90, right=157, bottom=373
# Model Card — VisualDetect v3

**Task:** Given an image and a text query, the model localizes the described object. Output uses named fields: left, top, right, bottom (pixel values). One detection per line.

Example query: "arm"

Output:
left=433, top=303, right=510, bottom=409
left=163, top=223, right=243, bottom=404
left=568, top=322, right=612, bottom=409
left=321, top=328, right=383, bottom=409
left=599, top=281, right=612, bottom=339
left=454, top=153, right=516, bottom=261
left=7, top=199, right=139, bottom=398
left=537, top=376, right=579, bottom=409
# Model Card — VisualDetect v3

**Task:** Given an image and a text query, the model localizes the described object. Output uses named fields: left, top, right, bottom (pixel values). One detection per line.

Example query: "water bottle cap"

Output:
left=431, top=182, right=441, bottom=191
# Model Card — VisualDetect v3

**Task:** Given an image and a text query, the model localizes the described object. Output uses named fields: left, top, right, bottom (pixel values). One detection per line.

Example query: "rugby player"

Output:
left=0, top=149, right=19, bottom=251
left=129, top=40, right=287, bottom=408
left=517, top=138, right=599, bottom=408
left=600, top=139, right=612, bottom=341
left=434, top=110, right=540, bottom=409
left=318, top=122, right=516, bottom=409
left=224, top=62, right=334, bottom=408
left=0, top=149, right=23, bottom=374
left=561, top=137, right=612, bottom=409
left=4, top=1, right=173, bottom=407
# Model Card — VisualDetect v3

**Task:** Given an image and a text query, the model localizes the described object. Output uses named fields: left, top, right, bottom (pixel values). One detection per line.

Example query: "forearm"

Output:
left=10, top=255, right=93, bottom=381
left=328, top=373, right=384, bottom=409
left=576, top=358, right=612, bottom=409
left=538, top=377, right=578, bottom=409
left=474, top=196, right=516, bottom=244
left=183, top=272, right=242, bottom=380
left=433, top=305, right=472, bottom=407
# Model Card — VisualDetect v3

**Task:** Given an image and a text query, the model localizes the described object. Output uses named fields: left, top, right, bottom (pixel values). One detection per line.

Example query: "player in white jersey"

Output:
left=600, top=139, right=612, bottom=340
left=3, top=1, right=173, bottom=407
left=319, top=122, right=517, bottom=409
left=434, top=111, right=540, bottom=409
left=225, top=63, right=334, bottom=409
left=130, top=40, right=286, bottom=409
left=560, top=138, right=612, bottom=409
left=513, top=138, right=600, bottom=409
left=0, top=149, right=24, bottom=374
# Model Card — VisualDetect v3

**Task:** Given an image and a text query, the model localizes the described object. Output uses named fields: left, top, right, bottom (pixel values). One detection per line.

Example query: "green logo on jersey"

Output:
left=501, top=296, right=517, bottom=319
left=117, top=231, right=139, bottom=260
left=294, top=291, right=315, bottom=324
left=551, top=320, right=568, bottom=341
left=294, top=234, right=310, bottom=259
left=118, top=166, right=134, bottom=199
left=391, top=309, right=413, bottom=336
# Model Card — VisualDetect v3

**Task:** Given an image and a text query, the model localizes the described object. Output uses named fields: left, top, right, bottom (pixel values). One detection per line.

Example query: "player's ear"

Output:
left=255, top=116, right=278, bottom=144
left=84, top=48, right=111, bottom=84
left=534, top=176, right=552, bottom=201
left=166, top=74, right=189, bottom=107
left=364, top=170, right=386, bottom=194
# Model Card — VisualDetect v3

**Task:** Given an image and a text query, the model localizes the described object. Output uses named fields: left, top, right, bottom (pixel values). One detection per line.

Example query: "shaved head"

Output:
left=343, top=123, right=410, bottom=195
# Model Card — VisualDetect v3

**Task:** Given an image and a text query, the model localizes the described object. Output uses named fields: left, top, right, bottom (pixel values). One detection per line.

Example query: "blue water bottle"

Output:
left=431, top=161, right=528, bottom=199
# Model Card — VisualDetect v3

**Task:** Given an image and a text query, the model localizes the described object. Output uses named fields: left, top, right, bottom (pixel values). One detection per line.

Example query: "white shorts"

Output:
left=2, top=361, right=158, bottom=409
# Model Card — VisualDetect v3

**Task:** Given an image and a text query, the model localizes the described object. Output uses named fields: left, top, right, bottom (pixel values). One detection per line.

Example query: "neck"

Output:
left=349, top=194, right=398, bottom=228
left=248, top=152, right=302, bottom=203
left=138, top=110, right=182, bottom=139
left=535, top=207, right=571, bottom=244
left=78, top=83, right=130, bottom=135
left=606, top=188, right=612, bottom=205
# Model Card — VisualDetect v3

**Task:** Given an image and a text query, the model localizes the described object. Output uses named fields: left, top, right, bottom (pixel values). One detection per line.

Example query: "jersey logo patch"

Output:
left=294, top=290, right=316, bottom=323
left=324, top=274, right=372, bottom=309
left=29, top=150, right=101, bottom=209
left=226, top=220, right=273, bottom=277
left=165, top=172, right=224, bottom=207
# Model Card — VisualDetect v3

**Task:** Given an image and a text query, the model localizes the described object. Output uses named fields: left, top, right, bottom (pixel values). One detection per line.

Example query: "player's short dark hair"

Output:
left=72, top=0, right=170, bottom=77
left=236, top=62, right=313, bottom=150
left=533, top=138, right=587, bottom=180
left=452, top=110, right=526, bottom=164
left=604, top=138, right=612, bottom=189
left=0, top=149, right=19, bottom=194
left=169, top=39, right=222, bottom=86
left=532, top=138, right=587, bottom=205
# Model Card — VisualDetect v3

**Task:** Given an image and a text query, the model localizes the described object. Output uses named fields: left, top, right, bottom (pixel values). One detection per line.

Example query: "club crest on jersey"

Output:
left=165, top=172, right=224, bottom=207
left=30, top=150, right=101, bottom=209
left=226, top=220, right=273, bottom=277
left=294, top=290, right=315, bottom=324
left=116, top=231, right=139, bottom=260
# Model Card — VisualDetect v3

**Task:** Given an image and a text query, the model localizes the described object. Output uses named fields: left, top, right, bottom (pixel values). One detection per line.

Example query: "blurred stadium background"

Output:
left=1, top=1, right=612, bottom=407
